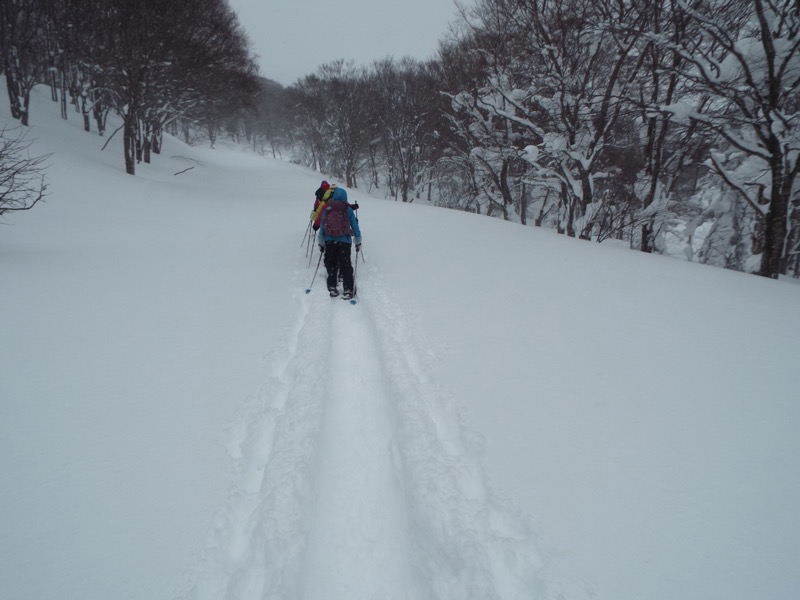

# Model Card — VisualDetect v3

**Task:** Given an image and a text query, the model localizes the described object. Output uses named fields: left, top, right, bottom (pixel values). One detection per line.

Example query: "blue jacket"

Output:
left=317, top=187, right=362, bottom=245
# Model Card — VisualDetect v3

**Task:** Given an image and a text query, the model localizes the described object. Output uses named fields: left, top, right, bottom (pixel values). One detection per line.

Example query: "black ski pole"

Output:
left=301, top=220, right=312, bottom=248
left=305, top=249, right=324, bottom=294
left=352, top=246, right=359, bottom=300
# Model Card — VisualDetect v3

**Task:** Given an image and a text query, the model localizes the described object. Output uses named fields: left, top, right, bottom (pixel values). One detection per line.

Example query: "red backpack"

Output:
left=323, top=201, right=354, bottom=237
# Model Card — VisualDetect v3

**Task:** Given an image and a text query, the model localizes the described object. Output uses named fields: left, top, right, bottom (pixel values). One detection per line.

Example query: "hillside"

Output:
left=2, top=85, right=799, bottom=600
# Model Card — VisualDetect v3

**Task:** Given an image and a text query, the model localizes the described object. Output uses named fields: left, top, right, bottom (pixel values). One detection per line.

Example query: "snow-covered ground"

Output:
left=2, top=85, right=799, bottom=600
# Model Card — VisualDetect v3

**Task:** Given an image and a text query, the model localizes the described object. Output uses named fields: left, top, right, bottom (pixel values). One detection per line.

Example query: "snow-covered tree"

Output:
left=432, top=33, right=491, bottom=213
left=440, top=6, right=537, bottom=221
left=450, top=0, right=655, bottom=235
left=656, top=0, right=800, bottom=278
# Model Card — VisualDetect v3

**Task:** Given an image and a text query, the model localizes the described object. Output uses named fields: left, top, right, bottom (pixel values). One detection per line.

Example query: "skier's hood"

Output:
left=331, top=187, right=348, bottom=202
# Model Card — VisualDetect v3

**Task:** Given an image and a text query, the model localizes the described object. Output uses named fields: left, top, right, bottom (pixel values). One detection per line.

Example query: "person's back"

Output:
left=317, top=187, right=361, bottom=299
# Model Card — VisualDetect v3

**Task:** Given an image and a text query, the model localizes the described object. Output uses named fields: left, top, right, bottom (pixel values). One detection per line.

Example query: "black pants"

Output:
left=324, top=241, right=354, bottom=292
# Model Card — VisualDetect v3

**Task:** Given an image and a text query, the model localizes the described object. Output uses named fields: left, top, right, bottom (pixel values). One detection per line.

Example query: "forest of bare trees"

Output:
left=1, top=0, right=259, bottom=175
left=2, top=0, right=798, bottom=278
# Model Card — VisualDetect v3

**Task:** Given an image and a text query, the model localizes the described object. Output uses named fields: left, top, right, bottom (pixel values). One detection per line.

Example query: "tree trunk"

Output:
left=92, top=88, right=105, bottom=135
left=207, top=122, right=217, bottom=148
left=499, top=160, right=513, bottom=221
left=578, top=168, right=593, bottom=240
left=345, top=157, right=356, bottom=188
left=143, top=134, right=151, bottom=164
left=641, top=222, right=655, bottom=253
left=124, top=113, right=136, bottom=175
left=59, top=70, right=67, bottom=120
left=556, top=183, right=568, bottom=234
left=49, top=67, right=58, bottom=102
left=20, top=89, right=30, bottom=126
left=566, top=197, right=576, bottom=238
left=758, top=157, right=791, bottom=279
left=152, top=126, right=162, bottom=155
left=77, top=89, right=89, bottom=132
left=5, top=74, right=21, bottom=120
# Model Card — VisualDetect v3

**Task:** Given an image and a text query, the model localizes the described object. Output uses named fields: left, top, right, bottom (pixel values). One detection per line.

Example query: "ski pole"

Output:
left=301, top=220, right=312, bottom=248
left=352, top=245, right=359, bottom=299
left=309, top=240, right=320, bottom=268
left=305, top=249, right=324, bottom=294
left=306, top=223, right=316, bottom=258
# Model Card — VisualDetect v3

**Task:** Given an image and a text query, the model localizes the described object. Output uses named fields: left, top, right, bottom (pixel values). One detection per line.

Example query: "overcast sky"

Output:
left=226, top=0, right=469, bottom=86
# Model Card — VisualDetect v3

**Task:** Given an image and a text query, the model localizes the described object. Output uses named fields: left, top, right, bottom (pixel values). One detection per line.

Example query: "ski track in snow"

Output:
left=179, top=250, right=547, bottom=600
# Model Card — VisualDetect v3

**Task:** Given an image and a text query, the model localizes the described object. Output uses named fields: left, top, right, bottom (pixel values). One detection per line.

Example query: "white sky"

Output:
left=226, top=0, right=469, bottom=85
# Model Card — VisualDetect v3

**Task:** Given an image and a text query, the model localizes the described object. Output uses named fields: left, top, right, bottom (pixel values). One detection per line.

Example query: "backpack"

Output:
left=323, top=201, right=354, bottom=237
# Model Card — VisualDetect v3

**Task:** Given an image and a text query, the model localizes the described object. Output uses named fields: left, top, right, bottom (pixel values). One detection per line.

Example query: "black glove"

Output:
left=351, top=202, right=359, bottom=210
left=319, top=244, right=325, bottom=253
left=355, top=243, right=361, bottom=252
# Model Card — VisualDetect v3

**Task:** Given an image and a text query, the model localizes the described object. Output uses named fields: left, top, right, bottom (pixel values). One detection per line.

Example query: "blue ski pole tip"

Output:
left=305, top=288, right=311, bottom=294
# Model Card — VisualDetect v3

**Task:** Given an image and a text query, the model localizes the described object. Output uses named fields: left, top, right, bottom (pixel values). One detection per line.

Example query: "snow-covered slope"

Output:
left=2, top=84, right=799, bottom=600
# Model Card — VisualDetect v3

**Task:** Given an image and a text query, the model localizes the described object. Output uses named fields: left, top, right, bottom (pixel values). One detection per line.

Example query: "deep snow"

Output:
left=2, top=84, right=799, bottom=600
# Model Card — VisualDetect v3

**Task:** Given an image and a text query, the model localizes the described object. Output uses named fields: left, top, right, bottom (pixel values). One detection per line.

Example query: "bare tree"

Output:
left=240, top=78, right=288, bottom=157
left=369, top=58, right=441, bottom=202
left=0, top=127, right=49, bottom=218
left=70, top=0, right=258, bottom=174
left=319, top=60, right=373, bottom=188
left=0, top=0, right=48, bottom=126
left=287, top=74, right=333, bottom=173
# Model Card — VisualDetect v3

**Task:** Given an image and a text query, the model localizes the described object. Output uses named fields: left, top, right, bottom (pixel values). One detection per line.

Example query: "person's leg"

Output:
left=324, top=242, right=339, bottom=291
left=339, top=243, right=354, bottom=293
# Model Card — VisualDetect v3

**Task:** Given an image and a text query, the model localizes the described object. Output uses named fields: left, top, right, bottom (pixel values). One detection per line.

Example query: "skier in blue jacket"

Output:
left=317, top=187, right=362, bottom=299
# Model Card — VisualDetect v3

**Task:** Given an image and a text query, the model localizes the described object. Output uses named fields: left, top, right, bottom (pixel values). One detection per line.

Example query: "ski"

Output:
left=304, top=289, right=356, bottom=304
